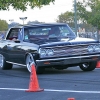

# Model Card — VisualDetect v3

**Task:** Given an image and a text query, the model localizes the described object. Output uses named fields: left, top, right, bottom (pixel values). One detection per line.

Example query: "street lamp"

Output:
left=19, top=17, right=27, bottom=25
left=74, top=0, right=77, bottom=36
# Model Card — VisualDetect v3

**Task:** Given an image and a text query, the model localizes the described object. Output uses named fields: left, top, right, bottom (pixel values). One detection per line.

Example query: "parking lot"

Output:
left=0, top=65, right=100, bottom=100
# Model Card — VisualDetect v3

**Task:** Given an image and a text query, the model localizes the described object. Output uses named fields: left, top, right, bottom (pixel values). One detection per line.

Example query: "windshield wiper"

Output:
left=29, top=38, right=47, bottom=44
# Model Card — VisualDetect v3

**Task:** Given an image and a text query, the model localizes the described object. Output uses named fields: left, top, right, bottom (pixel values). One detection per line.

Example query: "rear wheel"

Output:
left=26, top=53, right=45, bottom=74
left=79, top=61, right=96, bottom=71
left=0, top=54, right=13, bottom=70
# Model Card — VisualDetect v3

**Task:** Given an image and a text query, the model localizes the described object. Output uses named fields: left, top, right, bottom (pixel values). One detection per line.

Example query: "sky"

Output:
left=0, top=0, right=75, bottom=24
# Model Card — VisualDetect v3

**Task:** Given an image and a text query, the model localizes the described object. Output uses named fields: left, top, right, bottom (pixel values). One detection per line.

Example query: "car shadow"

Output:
left=1, top=65, right=95, bottom=76
left=43, top=67, right=84, bottom=75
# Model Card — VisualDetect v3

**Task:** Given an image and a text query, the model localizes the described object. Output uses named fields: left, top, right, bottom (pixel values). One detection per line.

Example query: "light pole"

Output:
left=19, top=17, right=27, bottom=25
left=74, top=0, right=77, bottom=36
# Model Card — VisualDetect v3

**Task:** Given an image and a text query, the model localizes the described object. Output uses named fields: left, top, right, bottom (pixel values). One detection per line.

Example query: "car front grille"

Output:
left=40, top=43, right=100, bottom=58
left=51, top=45, right=88, bottom=57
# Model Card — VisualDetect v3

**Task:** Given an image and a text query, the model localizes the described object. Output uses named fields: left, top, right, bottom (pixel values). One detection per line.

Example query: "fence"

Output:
left=78, top=32, right=98, bottom=40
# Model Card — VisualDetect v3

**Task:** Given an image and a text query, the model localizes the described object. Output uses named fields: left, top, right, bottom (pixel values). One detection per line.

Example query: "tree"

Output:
left=56, top=11, right=75, bottom=27
left=56, top=11, right=74, bottom=23
left=77, top=0, right=100, bottom=29
left=8, top=22, right=20, bottom=28
left=0, top=0, right=55, bottom=11
left=76, top=0, right=100, bottom=40
left=0, top=19, right=8, bottom=31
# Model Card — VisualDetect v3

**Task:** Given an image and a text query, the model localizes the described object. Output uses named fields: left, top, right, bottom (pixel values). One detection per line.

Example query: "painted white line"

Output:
left=44, top=89, right=100, bottom=93
left=0, top=88, right=100, bottom=94
left=0, top=88, right=26, bottom=91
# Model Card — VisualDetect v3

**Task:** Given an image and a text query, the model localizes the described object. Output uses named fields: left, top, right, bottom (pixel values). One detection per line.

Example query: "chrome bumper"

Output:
left=36, top=54, right=100, bottom=67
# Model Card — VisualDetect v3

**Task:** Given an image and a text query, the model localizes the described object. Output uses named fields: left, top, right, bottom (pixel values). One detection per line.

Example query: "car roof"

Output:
left=13, top=23, right=67, bottom=28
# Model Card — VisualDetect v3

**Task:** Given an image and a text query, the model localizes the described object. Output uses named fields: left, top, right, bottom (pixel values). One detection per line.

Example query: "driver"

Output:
left=48, top=27, right=61, bottom=37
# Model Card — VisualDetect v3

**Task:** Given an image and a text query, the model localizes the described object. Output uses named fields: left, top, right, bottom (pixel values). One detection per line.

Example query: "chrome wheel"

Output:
left=26, top=53, right=35, bottom=72
left=81, top=63, right=89, bottom=69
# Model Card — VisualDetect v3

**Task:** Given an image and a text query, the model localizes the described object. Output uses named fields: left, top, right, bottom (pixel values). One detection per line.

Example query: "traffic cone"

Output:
left=26, top=63, right=44, bottom=92
left=96, top=61, right=100, bottom=68
left=67, top=98, right=75, bottom=100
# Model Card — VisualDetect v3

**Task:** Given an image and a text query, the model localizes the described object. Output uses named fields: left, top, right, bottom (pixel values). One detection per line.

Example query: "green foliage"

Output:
left=56, top=11, right=75, bottom=28
left=0, top=0, right=55, bottom=11
left=56, top=11, right=74, bottom=23
left=0, top=19, right=8, bottom=31
left=77, top=0, right=100, bottom=29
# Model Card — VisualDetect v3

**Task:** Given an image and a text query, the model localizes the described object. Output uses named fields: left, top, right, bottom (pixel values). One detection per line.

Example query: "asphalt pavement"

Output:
left=0, top=65, right=100, bottom=100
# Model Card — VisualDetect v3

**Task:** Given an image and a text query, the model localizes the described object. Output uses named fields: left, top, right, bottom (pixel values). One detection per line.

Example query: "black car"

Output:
left=0, top=23, right=100, bottom=74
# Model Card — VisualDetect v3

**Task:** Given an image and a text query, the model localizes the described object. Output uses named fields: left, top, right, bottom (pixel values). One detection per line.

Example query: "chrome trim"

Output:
left=54, top=48, right=87, bottom=53
left=36, top=54, right=100, bottom=62
left=6, top=61, right=26, bottom=66
left=40, top=43, right=100, bottom=48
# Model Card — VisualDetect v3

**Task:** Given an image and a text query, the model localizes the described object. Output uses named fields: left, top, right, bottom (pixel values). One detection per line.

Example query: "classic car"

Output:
left=0, top=23, right=100, bottom=74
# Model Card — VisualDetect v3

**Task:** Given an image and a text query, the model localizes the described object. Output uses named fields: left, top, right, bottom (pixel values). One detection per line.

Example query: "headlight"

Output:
left=94, top=45, right=100, bottom=51
left=39, top=49, right=46, bottom=57
left=46, top=49, right=54, bottom=56
left=39, top=48, right=54, bottom=58
left=88, top=45, right=94, bottom=52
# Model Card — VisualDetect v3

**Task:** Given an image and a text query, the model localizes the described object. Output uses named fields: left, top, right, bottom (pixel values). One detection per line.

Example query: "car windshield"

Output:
left=23, top=24, right=76, bottom=42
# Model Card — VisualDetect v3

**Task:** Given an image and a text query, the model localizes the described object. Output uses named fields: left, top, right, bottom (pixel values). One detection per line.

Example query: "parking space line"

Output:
left=0, top=88, right=100, bottom=93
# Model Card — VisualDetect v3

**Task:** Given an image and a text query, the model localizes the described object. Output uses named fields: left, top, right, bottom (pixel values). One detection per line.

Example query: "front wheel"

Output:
left=79, top=61, right=96, bottom=71
left=26, top=53, right=45, bottom=74
left=0, top=54, right=13, bottom=70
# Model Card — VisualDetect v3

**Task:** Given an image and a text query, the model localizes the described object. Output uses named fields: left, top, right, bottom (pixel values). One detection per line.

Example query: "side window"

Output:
left=23, top=29, right=29, bottom=41
left=6, top=28, right=20, bottom=40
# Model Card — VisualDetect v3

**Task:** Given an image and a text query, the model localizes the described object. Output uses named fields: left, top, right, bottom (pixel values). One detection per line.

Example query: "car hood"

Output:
left=39, top=37, right=98, bottom=47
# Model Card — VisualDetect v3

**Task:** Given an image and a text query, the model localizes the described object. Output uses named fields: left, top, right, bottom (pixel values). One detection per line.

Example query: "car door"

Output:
left=5, top=28, right=25, bottom=64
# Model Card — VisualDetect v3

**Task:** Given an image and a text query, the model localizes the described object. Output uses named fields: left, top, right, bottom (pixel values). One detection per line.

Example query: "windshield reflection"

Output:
left=23, top=25, right=76, bottom=42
